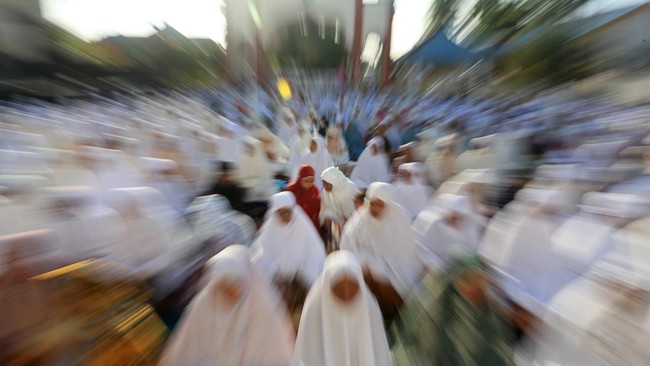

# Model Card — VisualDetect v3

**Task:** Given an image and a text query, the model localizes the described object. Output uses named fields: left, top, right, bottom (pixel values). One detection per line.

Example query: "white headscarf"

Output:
left=216, top=119, right=242, bottom=163
left=276, top=108, right=299, bottom=147
left=292, top=251, right=391, bottom=366
left=160, top=245, right=295, bottom=366
left=534, top=217, right=650, bottom=365
left=325, top=126, right=349, bottom=166
left=320, top=167, right=358, bottom=223
left=252, top=192, right=326, bottom=286
left=237, top=136, right=277, bottom=202
left=340, top=182, right=424, bottom=297
left=394, top=162, right=432, bottom=220
left=350, top=137, right=390, bottom=189
left=294, top=136, right=334, bottom=190
left=286, top=123, right=312, bottom=177
left=412, top=193, right=479, bottom=269
left=499, top=189, right=573, bottom=315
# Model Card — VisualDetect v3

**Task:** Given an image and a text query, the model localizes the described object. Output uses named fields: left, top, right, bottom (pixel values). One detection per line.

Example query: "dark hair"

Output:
left=220, top=161, right=234, bottom=173
left=381, top=136, right=392, bottom=155
left=354, top=189, right=367, bottom=203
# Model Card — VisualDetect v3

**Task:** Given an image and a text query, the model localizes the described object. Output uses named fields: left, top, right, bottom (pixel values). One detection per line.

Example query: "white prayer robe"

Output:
left=292, top=251, right=391, bottom=366
left=160, top=245, right=295, bottom=366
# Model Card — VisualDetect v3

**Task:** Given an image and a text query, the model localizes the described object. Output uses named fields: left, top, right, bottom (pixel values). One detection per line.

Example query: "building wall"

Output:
left=0, top=0, right=49, bottom=62
left=579, top=6, right=650, bottom=70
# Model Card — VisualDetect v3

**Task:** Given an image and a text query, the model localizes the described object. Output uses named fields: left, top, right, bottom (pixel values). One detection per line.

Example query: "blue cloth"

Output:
left=343, top=121, right=365, bottom=161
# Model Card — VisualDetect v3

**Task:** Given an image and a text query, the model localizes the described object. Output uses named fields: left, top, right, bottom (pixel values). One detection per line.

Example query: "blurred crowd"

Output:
left=2, top=78, right=650, bottom=365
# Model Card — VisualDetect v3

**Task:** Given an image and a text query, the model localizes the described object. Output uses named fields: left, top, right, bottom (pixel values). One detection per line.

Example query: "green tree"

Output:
left=424, top=0, right=461, bottom=38
left=495, top=29, right=593, bottom=86
left=272, top=18, right=348, bottom=69
left=426, top=0, right=592, bottom=45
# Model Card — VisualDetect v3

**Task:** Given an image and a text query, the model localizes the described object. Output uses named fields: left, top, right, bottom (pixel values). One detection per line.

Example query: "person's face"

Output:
left=245, top=143, right=255, bottom=157
left=454, top=270, right=488, bottom=307
left=371, top=144, right=379, bottom=156
left=276, top=207, right=293, bottom=225
left=399, top=169, right=411, bottom=183
left=323, top=180, right=333, bottom=192
left=310, top=140, right=318, bottom=153
left=331, top=276, right=360, bottom=304
left=217, top=278, right=246, bottom=306
left=354, top=198, right=364, bottom=211
left=369, top=199, right=386, bottom=219
left=445, top=212, right=463, bottom=228
left=300, top=176, right=315, bottom=190
left=326, top=133, right=336, bottom=145
left=220, top=170, right=234, bottom=183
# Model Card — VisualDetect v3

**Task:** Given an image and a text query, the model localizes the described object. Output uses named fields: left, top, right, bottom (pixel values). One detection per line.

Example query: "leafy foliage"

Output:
left=271, top=18, right=348, bottom=69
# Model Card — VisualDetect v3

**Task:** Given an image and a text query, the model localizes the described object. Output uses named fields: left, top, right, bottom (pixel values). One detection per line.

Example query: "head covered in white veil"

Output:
left=292, top=250, right=391, bottom=366
left=294, top=136, right=334, bottom=190
left=159, top=245, right=295, bottom=366
left=320, top=167, right=358, bottom=223
left=350, top=137, right=390, bottom=189
left=340, top=182, right=424, bottom=297
left=394, top=162, right=433, bottom=220
left=252, top=192, right=326, bottom=286
left=325, top=126, right=349, bottom=166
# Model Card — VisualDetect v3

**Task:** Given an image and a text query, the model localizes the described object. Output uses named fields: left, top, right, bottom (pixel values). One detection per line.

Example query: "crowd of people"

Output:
left=2, top=79, right=650, bottom=364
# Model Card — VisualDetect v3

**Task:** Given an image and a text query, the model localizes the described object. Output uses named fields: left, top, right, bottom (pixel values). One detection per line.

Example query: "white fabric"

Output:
left=216, top=119, right=242, bottom=163
left=479, top=197, right=537, bottom=269
left=41, top=187, right=93, bottom=261
left=412, top=194, right=481, bottom=267
left=276, top=109, right=299, bottom=147
left=237, top=136, right=277, bottom=202
left=103, top=188, right=182, bottom=277
left=350, top=137, right=390, bottom=189
left=160, top=245, right=295, bottom=366
left=292, top=251, right=391, bottom=366
left=340, top=182, right=424, bottom=297
left=501, top=209, right=569, bottom=313
left=325, top=126, right=350, bottom=167
left=394, top=163, right=432, bottom=220
left=286, top=127, right=312, bottom=177
left=319, top=167, right=358, bottom=223
left=293, top=136, right=334, bottom=190
left=257, top=125, right=290, bottom=161
left=252, top=192, right=326, bottom=286
left=534, top=218, right=650, bottom=365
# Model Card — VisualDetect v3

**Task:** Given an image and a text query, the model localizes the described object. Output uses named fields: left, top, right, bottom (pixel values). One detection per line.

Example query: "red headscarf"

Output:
left=285, top=165, right=321, bottom=232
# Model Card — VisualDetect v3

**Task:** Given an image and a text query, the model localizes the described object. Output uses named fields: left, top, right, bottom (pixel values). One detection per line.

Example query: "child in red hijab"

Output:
left=285, top=165, right=321, bottom=233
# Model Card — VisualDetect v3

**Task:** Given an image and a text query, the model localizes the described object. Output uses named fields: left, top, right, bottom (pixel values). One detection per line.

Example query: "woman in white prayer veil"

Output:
left=325, top=125, right=350, bottom=167
left=320, top=167, right=358, bottom=225
left=252, top=192, right=326, bottom=328
left=276, top=108, right=299, bottom=147
left=237, top=136, right=278, bottom=202
left=549, top=191, right=650, bottom=295
left=394, top=163, right=432, bottom=220
left=340, top=182, right=424, bottom=323
left=293, top=136, right=334, bottom=190
left=159, top=245, right=295, bottom=366
left=216, top=118, right=242, bottom=164
left=292, top=251, right=391, bottom=366
left=412, top=193, right=481, bottom=269
left=286, top=122, right=312, bottom=177
left=350, top=137, right=390, bottom=189
left=252, top=192, right=326, bottom=288
left=534, top=216, right=650, bottom=366
left=499, top=188, right=574, bottom=319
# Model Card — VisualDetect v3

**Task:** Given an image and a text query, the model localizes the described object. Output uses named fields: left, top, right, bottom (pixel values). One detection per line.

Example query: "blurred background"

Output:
left=2, top=0, right=650, bottom=365
left=0, top=0, right=647, bottom=100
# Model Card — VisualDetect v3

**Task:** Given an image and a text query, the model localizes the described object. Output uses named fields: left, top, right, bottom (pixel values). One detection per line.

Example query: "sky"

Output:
left=42, top=0, right=646, bottom=58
